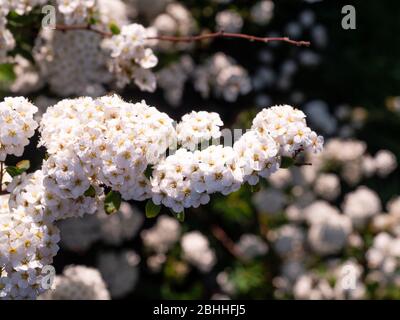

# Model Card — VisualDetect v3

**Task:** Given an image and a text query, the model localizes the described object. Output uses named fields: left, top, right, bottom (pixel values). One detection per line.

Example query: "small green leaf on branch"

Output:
left=104, top=190, right=122, bottom=215
left=280, top=156, right=295, bottom=169
left=145, top=200, right=161, bottom=218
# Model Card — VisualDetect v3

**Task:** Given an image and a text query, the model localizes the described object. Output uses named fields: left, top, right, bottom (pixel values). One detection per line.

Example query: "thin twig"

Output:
left=294, top=162, right=312, bottom=167
left=54, top=25, right=310, bottom=47
left=211, top=224, right=243, bottom=260
left=55, top=24, right=112, bottom=37
left=0, top=162, right=4, bottom=194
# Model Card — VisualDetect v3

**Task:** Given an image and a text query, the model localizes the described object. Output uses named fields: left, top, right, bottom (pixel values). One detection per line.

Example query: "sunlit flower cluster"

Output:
left=0, top=192, right=60, bottom=299
left=103, top=24, right=158, bottom=90
left=0, top=97, right=38, bottom=161
left=176, top=111, right=223, bottom=150
left=37, top=95, right=323, bottom=213
left=56, top=0, right=96, bottom=25
left=1, top=93, right=322, bottom=299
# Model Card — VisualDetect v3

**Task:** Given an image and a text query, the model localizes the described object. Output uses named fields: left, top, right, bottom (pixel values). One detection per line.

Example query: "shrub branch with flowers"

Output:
left=3, top=0, right=397, bottom=303
left=0, top=93, right=323, bottom=299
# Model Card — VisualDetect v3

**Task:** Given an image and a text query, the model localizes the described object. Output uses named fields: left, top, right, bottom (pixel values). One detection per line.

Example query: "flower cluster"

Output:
left=103, top=24, right=158, bottom=90
left=2, top=0, right=46, bottom=15
left=194, top=53, right=252, bottom=102
left=59, top=201, right=144, bottom=251
left=38, top=265, right=110, bottom=300
left=237, top=130, right=399, bottom=300
left=0, top=7, right=15, bottom=63
left=250, top=0, right=275, bottom=25
left=181, top=231, right=216, bottom=272
left=0, top=97, right=38, bottom=161
left=157, top=55, right=194, bottom=106
left=176, top=111, right=223, bottom=150
left=1, top=94, right=323, bottom=299
left=151, top=2, right=196, bottom=52
left=37, top=96, right=323, bottom=213
left=34, top=28, right=112, bottom=97
left=38, top=95, right=176, bottom=204
left=0, top=191, right=60, bottom=299
left=56, top=0, right=96, bottom=25
left=97, top=250, right=140, bottom=298
left=215, top=9, right=243, bottom=33
left=251, top=104, right=324, bottom=157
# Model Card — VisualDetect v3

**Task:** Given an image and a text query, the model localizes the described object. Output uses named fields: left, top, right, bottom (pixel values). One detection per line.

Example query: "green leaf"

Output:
left=145, top=200, right=161, bottom=218
left=88, top=17, right=98, bottom=25
left=6, top=160, right=30, bottom=177
left=175, top=210, right=185, bottom=222
left=109, top=23, right=121, bottom=35
left=144, top=165, right=153, bottom=179
left=0, top=64, right=16, bottom=84
left=280, top=156, right=295, bottom=169
left=104, top=191, right=122, bottom=215
left=84, top=185, right=96, bottom=198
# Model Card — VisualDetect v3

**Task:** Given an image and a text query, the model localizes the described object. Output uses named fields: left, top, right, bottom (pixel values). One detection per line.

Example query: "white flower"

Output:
left=104, top=23, right=158, bottom=90
left=181, top=231, right=216, bottom=272
left=0, top=97, right=38, bottom=161
left=39, top=265, right=110, bottom=300
left=314, top=173, right=341, bottom=201
left=56, top=0, right=96, bottom=25
left=342, top=186, right=381, bottom=228
left=177, top=111, right=223, bottom=150
left=97, top=250, right=140, bottom=298
left=250, top=0, right=274, bottom=25
left=193, top=53, right=251, bottom=102
left=141, top=215, right=181, bottom=253
left=236, top=234, right=268, bottom=259
left=216, top=10, right=243, bottom=33
left=308, top=211, right=352, bottom=256
left=374, top=150, right=397, bottom=177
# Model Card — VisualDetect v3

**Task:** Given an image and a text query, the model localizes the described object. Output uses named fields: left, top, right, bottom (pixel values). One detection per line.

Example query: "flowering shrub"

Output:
left=0, top=93, right=322, bottom=299
left=1, top=0, right=399, bottom=302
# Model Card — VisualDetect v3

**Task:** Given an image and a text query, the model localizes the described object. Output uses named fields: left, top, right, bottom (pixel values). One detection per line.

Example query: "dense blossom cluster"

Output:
left=34, top=28, right=112, bottom=97
left=0, top=97, right=38, bottom=161
left=194, top=53, right=252, bottom=102
left=181, top=231, right=216, bottom=272
left=38, top=265, right=110, bottom=300
left=176, top=111, right=223, bottom=150
left=37, top=96, right=323, bottom=213
left=56, top=0, right=96, bottom=25
left=102, top=24, right=158, bottom=90
left=0, top=95, right=322, bottom=297
left=0, top=192, right=60, bottom=299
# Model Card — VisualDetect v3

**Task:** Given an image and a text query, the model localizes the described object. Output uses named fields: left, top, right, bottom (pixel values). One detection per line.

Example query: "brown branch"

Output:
left=294, top=162, right=312, bottom=167
left=211, top=224, right=243, bottom=260
left=55, top=24, right=112, bottom=37
left=0, top=162, right=3, bottom=193
left=54, top=25, right=310, bottom=47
